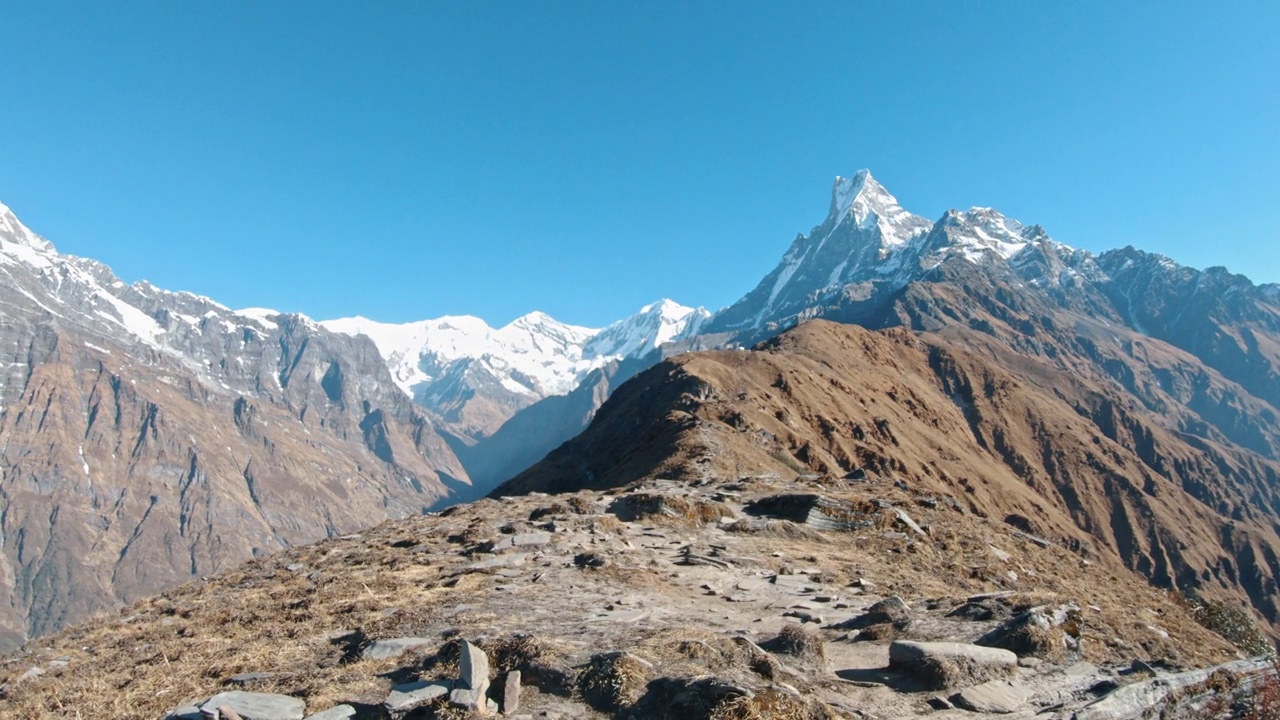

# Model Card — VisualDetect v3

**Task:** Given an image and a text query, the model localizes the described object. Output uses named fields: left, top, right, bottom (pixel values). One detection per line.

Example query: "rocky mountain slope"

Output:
left=0, top=204, right=469, bottom=650
left=501, top=320, right=1280, bottom=636
left=2, top=470, right=1265, bottom=719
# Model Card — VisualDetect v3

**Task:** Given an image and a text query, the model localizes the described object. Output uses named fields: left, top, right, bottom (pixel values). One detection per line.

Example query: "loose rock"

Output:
left=502, top=670, right=522, bottom=714
left=198, top=692, right=305, bottom=720
left=385, top=681, right=452, bottom=712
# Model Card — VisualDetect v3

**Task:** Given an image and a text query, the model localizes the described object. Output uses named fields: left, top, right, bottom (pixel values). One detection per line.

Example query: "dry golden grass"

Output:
left=710, top=689, right=838, bottom=720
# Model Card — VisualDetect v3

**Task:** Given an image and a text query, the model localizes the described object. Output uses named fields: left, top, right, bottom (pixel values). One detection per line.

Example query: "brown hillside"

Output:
left=498, top=320, right=1280, bottom=629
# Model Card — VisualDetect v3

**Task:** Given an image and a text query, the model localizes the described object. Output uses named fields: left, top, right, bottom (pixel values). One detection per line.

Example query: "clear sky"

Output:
left=1, top=1, right=1276, bottom=327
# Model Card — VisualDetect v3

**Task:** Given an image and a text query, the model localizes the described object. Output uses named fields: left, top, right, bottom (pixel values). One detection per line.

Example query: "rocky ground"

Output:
left=1, top=471, right=1271, bottom=719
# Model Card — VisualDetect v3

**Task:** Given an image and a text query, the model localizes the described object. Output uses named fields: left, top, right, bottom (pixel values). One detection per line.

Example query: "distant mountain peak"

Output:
left=0, top=202, right=55, bottom=254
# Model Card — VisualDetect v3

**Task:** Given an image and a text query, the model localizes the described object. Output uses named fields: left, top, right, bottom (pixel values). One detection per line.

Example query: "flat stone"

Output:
left=303, top=705, right=357, bottom=720
left=199, top=691, right=306, bottom=720
left=890, top=641, right=1017, bottom=668
left=502, top=670, right=522, bottom=715
left=949, top=680, right=1029, bottom=713
left=967, top=590, right=1017, bottom=602
left=892, top=508, right=928, bottom=537
left=1011, top=530, right=1051, bottom=548
left=385, top=681, right=452, bottom=712
left=772, top=574, right=816, bottom=593
left=164, top=706, right=204, bottom=720
left=735, top=577, right=768, bottom=591
left=361, top=637, right=434, bottom=661
left=228, top=672, right=275, bottom=685
left=492, top=532, right=552, bottom=552
left=469, top=554, right=527, bottom=571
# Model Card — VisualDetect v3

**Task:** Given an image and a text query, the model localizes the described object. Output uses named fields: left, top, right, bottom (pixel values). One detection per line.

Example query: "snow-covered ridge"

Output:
left=322, top=298, right=709, bottom=406
left=0, top=205, right=297, bottom=387
left=0, top=202, right=54, bottom=253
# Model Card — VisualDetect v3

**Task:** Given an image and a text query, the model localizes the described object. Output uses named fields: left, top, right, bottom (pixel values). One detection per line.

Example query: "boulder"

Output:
left=198, top=692, right=306, bottom=720
left=888, top=641, right=1017, bottom=690
left=744, top=494, right=876, bottom=531
left=835, top=595, right=910, bottom=630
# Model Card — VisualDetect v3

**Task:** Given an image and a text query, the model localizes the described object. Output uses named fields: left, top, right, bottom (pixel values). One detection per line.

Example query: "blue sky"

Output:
left=1, top=1, right=1276, bottom=327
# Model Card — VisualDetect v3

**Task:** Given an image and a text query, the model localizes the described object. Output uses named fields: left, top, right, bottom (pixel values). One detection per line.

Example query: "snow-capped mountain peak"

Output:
left=583, top=299, right=710, bottom=360
left=930, top=206, right=1050, bottom=261
left=830, top=170, right=932, bottom=247
left=0, top=202, right=54, bottom=253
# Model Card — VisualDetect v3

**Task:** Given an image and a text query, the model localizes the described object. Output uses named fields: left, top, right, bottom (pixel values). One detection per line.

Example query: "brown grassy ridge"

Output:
left=0, top=474, right=1247, bottom=719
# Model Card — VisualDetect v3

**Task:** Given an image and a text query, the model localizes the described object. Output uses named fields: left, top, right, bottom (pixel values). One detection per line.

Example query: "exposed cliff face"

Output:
left=0, top=205, right=469, bottom=648
left=500, top=321, right=1280, bottom=629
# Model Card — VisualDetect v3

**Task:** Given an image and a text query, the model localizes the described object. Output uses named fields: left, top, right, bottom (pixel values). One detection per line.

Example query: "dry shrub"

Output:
left=853, top=622, right=905, bottom=642
left=588, top=514, right=627, bottom=535
left=483, top=634, right=551, bottom=675
left=764, top=625, right=825, bottom=664
left=710, top=690, right=837, bottom=720
left=1175, top=595, right=1275, bottom=659
left=1242, top=663, right=1280, bottom=720
left=608, top=493, right=733, bottom=526
left=528, top=495, right=595, bottom=520
left=663, top=637, right=778, bottom=679
left=723, top=519, right=826, bottom=542
left=911, top=656, right=1012, bottom=691
left=577, top=651, right=651, bottom=711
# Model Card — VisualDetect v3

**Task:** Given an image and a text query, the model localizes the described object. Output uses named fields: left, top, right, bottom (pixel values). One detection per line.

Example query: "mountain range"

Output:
left=2, top=168, right=1279, bottom=653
